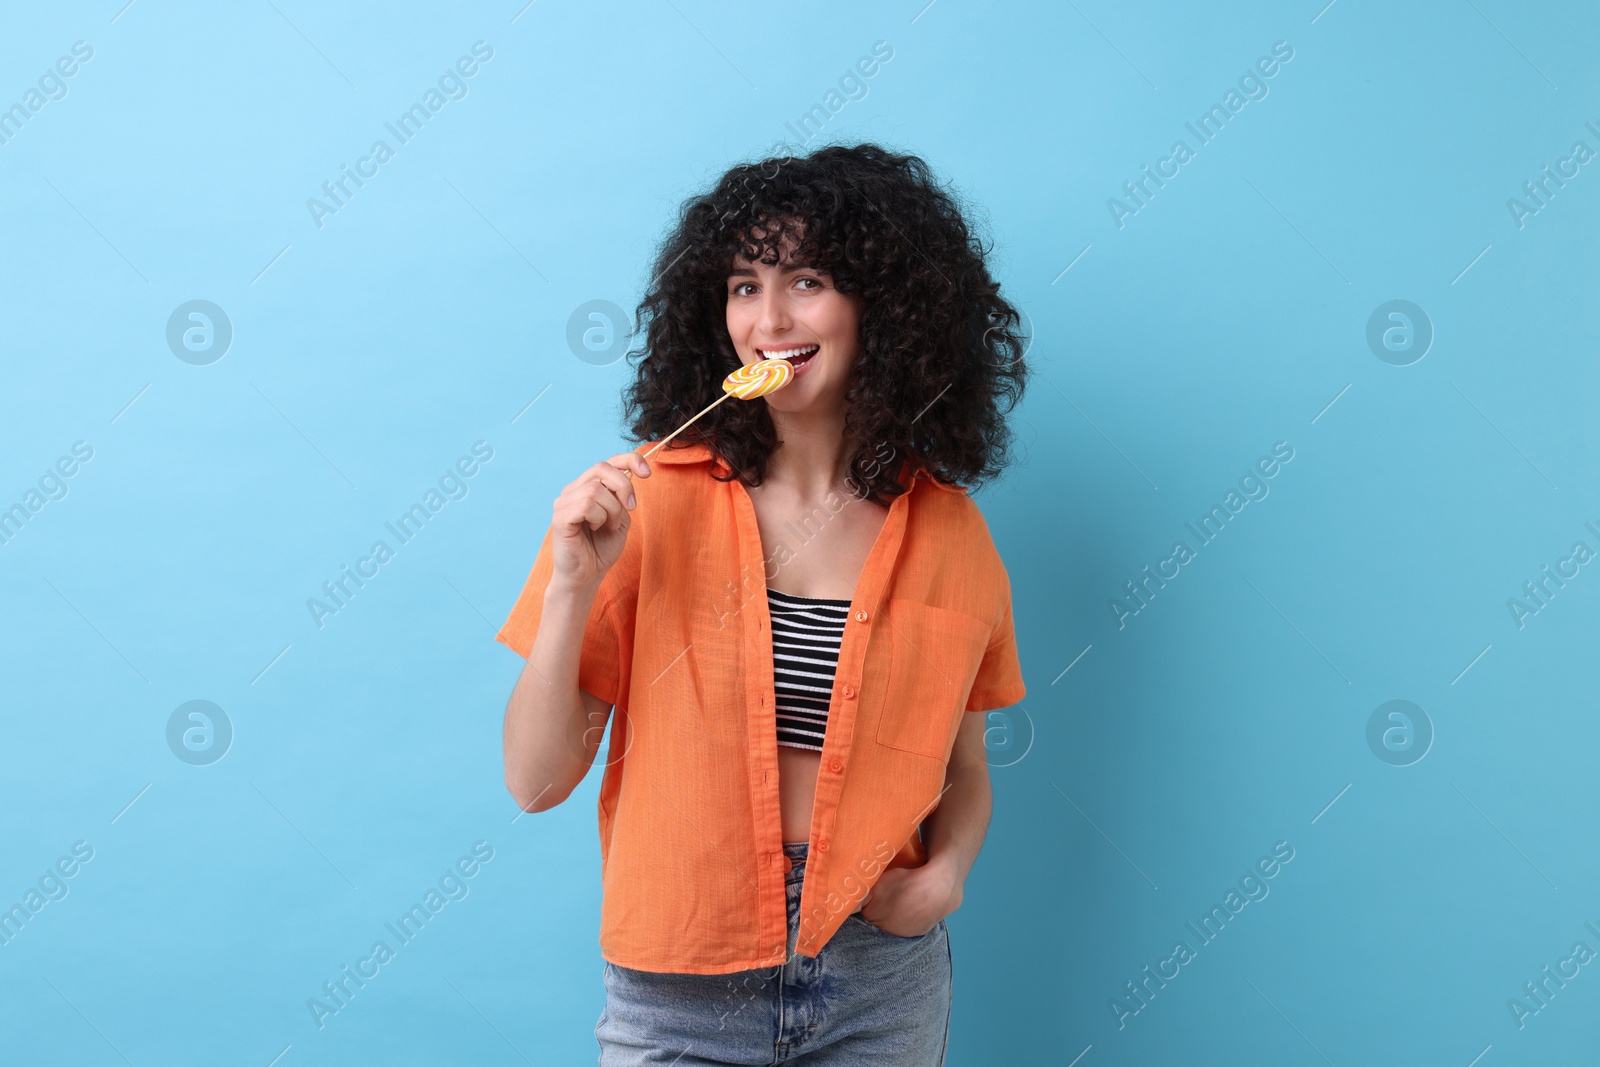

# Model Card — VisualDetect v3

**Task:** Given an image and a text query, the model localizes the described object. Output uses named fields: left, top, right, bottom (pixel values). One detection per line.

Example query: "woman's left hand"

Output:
left=853, top=859, right=962, bottom=937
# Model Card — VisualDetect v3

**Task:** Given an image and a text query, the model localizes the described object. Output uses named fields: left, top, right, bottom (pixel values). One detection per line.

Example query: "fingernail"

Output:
left=627, top=494, right=636, bottom=508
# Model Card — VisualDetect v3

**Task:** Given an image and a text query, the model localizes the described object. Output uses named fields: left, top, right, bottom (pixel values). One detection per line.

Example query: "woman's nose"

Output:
left=757, top=290, right=792, bottom=335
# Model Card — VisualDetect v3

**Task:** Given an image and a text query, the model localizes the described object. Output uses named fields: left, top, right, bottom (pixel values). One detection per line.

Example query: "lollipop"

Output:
left=722, top=357, right=794, bottom=400
left=626, top=358, right=795, bottom=472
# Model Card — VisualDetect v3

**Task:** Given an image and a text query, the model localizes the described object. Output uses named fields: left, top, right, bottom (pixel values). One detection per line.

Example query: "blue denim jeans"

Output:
left=595, top=841, right=952, bottom=1065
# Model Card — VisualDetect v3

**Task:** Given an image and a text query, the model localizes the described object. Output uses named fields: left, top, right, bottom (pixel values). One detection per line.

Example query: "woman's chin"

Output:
left=767, top=385, right=821, bottom=411
left=763, top=366, right=849, bottom=413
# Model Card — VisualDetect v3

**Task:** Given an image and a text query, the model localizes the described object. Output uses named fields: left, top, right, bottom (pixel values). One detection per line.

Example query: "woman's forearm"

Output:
left=920, top=755, right=992, bottom=910
left=503, top=580, right=608, bottom=812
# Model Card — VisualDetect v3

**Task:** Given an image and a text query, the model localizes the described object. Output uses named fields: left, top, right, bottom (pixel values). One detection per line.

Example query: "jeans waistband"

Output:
left=782, top=841, right=809, bottom=881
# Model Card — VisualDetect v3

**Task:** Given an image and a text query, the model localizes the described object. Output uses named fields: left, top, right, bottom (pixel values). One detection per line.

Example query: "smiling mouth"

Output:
left=758, top=344, right=820, bottom=369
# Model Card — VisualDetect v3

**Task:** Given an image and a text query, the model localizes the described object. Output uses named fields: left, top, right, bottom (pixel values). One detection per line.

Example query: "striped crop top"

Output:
left=767, top=587, right=851, bottom=752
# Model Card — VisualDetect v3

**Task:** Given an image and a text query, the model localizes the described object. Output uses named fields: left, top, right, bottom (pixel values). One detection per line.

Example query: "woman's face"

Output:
left=725, top=243, right=862, bottom=417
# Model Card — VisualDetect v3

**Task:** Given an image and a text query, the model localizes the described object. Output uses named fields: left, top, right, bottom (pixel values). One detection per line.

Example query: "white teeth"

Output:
left=760, top=345, right=819, bottom=361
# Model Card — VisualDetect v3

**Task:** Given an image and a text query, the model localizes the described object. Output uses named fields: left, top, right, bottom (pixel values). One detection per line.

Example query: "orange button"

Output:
left=829, top=757, right=843, bottom=773
left=816, top=838, right=829, bottom=852
left=842, top=684, right=856, bottom=699
left=854, top=608, right=869, bottom=622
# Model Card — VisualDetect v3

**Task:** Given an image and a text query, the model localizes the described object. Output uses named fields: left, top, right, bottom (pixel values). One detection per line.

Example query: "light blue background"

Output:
left=2, top=1, right=1598, bottom=1063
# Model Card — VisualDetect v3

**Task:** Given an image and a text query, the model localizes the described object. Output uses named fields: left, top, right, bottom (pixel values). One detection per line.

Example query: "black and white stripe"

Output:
left=768, top=588, right=850, bottom=753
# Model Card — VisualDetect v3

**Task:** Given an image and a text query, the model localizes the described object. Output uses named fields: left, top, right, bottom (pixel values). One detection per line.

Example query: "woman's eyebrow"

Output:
left=726, top=263, right=822, bottom=278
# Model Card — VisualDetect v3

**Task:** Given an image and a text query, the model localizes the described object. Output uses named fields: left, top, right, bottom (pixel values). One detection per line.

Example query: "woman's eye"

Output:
left=796, top=277, right=821, bottom=291
left=730, top=282, right=754, bottom=296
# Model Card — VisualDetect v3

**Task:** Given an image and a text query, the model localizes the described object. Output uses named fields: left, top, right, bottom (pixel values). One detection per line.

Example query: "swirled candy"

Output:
left=722, top=357, right=794, bottom=399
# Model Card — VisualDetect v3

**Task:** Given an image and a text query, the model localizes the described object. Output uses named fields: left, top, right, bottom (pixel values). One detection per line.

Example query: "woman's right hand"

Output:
left=548, top=451, right=651, bottom=592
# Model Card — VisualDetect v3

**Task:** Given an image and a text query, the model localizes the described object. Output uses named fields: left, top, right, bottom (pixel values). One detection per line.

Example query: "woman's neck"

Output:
left=760, top=414, right=854, bottom=501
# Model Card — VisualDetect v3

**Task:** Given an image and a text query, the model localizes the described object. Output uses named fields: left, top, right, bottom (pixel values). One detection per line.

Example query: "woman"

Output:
left=497, top=143, right=1029, bottom=1064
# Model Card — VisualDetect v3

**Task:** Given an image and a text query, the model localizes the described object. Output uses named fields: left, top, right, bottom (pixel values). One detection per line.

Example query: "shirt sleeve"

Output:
left=965, top=572, right=1026, bottom=712
left=493, top=516, right=641, bottom=711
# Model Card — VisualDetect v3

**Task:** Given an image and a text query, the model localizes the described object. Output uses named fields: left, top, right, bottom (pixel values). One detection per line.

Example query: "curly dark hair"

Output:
left=619, top=141, right=1029, bottom=505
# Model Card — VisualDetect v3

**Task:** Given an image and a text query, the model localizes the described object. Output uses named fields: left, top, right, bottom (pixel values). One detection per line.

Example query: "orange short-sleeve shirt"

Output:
left=495, top=440, right=1026, bottom=974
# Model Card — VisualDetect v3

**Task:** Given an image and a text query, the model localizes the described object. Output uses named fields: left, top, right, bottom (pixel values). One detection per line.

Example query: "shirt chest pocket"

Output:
left=873, top=599, right=993, bottom=761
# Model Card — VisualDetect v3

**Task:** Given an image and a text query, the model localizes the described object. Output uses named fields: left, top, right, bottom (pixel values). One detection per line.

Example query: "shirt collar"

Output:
left=637, top=440, right=966, bottom=494
left=637, top=440, right=717, bottom=466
